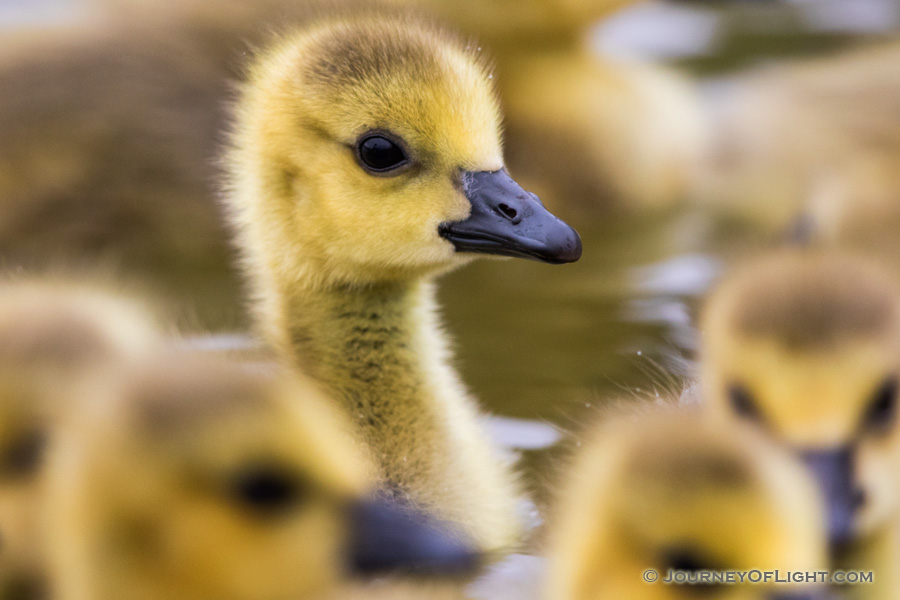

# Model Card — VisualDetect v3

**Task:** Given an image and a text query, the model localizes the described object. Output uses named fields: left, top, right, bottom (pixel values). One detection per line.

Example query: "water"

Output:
left=441, top=214, right=694, bottom=424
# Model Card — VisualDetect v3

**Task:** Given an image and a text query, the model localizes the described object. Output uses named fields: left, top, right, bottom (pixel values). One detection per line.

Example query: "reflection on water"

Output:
left=629, top=253, right=721, bottom=296
left=484, top=416, right=562, bottom=451
left=592, top=1, right=719, bottom=60
left=595, top=0, right=900, bottom=62
left=0, top=0, right=94, bottom=28
left=798, top=0, right=900, bottom=34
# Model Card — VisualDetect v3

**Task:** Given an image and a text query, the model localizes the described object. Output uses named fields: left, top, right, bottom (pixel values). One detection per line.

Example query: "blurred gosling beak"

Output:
left=439, top=169, right=582, bottom=264
left=800, top=447, right=862, bottom=549
left=348, top=497, right=480, bottom=576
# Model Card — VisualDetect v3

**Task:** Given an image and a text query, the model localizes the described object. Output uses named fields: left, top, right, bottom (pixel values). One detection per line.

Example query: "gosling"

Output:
left=701, top=251, right=900, bottom=599
left=545, top=406, right=829, bottom=600
left=0, top=278, right=161, bottom=600
left=223, top=9, right=581, bottom=552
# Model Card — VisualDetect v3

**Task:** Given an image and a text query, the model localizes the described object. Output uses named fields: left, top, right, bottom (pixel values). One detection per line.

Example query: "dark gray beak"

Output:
left=347, top=497, right=480, bottom=576
left=801, top=448, right=863, bottom=549
left=439, top=169, right=582, bottom=264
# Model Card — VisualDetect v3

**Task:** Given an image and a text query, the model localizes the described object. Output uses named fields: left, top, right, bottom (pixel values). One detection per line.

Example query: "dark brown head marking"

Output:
left=129, top=358, right=273, bottom=435
left=306, top=22, right=440, bottom=90
left=728, top=255, right=899, bottom=350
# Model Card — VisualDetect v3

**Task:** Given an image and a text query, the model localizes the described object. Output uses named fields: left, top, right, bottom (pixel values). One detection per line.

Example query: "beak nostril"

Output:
left=497, top=203, right=518, bottom=221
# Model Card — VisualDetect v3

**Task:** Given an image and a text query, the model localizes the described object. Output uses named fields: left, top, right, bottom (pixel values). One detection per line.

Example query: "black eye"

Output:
left=356, top=134, right=409, bottom=174
left=727, top=384, right=764, bottom=423
left=661, top=546, right=715, bottom=574
left=1, top=429, right=46, bottom=479
left=661, top=546, right=723, bottom=594
left=863, top=376, right=898, bottom=433
left=2, top=572, right=49, bottom=600
left=228, top=465, right=304, bottom=516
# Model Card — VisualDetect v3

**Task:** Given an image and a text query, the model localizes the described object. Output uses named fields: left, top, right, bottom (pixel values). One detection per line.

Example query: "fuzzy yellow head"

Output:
left=701, top=252, right=900, bottom=545
left=47, top=355, right=477, bottom=600
left=546, top=408, right=827, bottom=600
left=229, top=13, right=499, bottom=285
left=225, top=10, right=580, bottom=294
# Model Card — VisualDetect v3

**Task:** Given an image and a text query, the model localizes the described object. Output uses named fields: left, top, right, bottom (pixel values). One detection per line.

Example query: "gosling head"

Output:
left=547, top=408, right=828, bottom=600
left=225, top=11, right=581, bottom=289
left=701, top=252, right=900, bottom=550
left=0, top=279, right=161, bottom=600
left=48, top=356, right=478, bottom=600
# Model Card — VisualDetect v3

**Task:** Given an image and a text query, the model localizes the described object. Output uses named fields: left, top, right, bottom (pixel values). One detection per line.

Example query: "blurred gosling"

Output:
left=696, top=41, right=900, bottom=245
left=47, top=355, right=478, bottom=600
left=0, top=0, right=294, bottom=327
left=544, top=406, right=829, bottom=600
left=701, top=252, right=900, bottom=599
left=0, top=278, right=161, bottom=600
left=223, top=9, right=581, bottom=553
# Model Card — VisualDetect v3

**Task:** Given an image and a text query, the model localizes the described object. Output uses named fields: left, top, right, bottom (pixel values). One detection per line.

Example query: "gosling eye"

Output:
left=227, top=464, right=306, bottom=517
left=661, top=546, right=716, bottom=574
left=661, top=546, right=723, bottom=593
left=863, top=376, right=898, bottom=434
left=727, top=383, right=765, bottom=424
left=355, top=133, right=409, bottom=175
left=0, top=429, right=46, bottom=480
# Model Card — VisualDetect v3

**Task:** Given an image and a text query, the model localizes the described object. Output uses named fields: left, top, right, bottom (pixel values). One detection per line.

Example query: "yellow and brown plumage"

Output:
left=700, top=251, right=900, bottom=600
left=45, top=353, right=478, bottom=600
left=544, top=406, right=828, bottom=600
left=0, top=278, right=162, bottom=600
left=223, top=8, right=581, bottom=554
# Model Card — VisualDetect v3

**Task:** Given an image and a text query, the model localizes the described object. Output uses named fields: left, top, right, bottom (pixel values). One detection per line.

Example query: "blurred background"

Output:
left=2, top=0, right=900, bottom=505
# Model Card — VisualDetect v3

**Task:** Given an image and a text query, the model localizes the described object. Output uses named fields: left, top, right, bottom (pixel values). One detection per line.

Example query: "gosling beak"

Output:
left=800, top=448, right=861, bottom=549
left=347, top=497, right=480, bottom=576
left=439, top=169, right=582, bottom=264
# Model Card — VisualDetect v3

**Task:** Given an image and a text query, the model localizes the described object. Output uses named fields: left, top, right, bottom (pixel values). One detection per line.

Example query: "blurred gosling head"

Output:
left=0, top=279, right=161, bottom=600
left=0, top=278, right=161, bottom=377
left=224, top=10, right=580, bottom=293
left=48, top=356, right=477, bottom=600
left=546, top=408, right=828, bottom=600
left=701, top=252, right=900, bottom=548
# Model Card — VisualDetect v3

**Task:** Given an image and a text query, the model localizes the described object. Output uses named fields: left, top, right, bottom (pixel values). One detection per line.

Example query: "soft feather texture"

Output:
left=223, top=11, right=523, bottom=553
left=544, top=405, right=827, bottom=600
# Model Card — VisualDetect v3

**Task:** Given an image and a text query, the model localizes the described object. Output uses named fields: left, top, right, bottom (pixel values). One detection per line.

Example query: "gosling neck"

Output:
left=267, top=274, right=447, bottom=428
